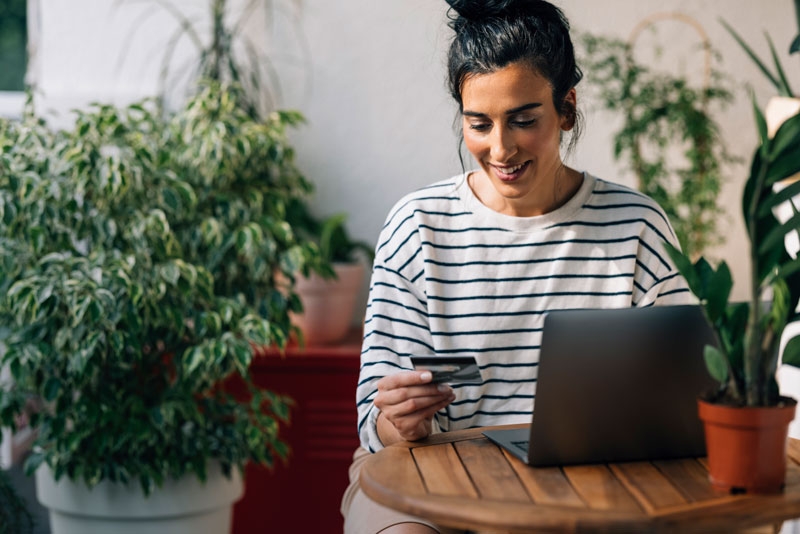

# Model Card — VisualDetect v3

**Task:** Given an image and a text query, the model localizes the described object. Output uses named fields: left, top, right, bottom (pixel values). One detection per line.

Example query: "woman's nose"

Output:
left=490, top=128, right=516, bottom=162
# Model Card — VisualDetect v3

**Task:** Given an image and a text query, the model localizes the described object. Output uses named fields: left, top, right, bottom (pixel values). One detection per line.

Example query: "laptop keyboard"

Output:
left=512, top=440, right=530, bottom=453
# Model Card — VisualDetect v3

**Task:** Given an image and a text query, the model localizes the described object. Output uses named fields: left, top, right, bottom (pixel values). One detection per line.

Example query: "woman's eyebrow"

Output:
left=462, top=102, right=542, bottom=117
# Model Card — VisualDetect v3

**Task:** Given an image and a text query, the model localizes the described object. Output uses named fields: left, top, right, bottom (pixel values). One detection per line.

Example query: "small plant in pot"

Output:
left=664, top=1, right=800, bottom=494
left=284, top=199, right=375, bottom=346
left=0, top=82, right=318, bottom=531
left=664, top=95, right=800, bottom=493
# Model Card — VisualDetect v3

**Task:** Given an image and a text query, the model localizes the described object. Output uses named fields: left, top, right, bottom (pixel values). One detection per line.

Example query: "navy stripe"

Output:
left=397, top=246, right=422, bottom=274
left=583, top=202, right=670, bottom=228
left=450, top=394, right=534, bottom=407
left=366, top=330, right=435, bottom=352
left=547, top=218, right=670, bottom=243
left=660, top=287, right=691, bottom=297
left=425, top=254, right=638, bottom=268
left=422, top=235, right=638, bottom=251
left=429, top=273, right=633, bottom=285
left=635, top=259, right=658, bottom=281
left=419, top=223, right=509, bottom=234
left=370, top=298, right=427, bottom=317
left=437, top=345, right=539, bottom=354
left=371, top=281, right=425, bottom=306
left=638, top=239, right=671, bottom=270
left=385, top=229, right=419, bottom=262
left=448, top=410, right=532, bottom=422
left=367, top=314, right=428, bottom=332
left=431, top=327, right=542, bottom=336
left=428, top=290, right=632, bottom=302
left=379, top=206, right=469, bottom=252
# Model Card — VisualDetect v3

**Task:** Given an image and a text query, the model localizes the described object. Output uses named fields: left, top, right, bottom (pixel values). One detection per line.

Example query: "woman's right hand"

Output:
left=374, top=370, right=456, bottom=446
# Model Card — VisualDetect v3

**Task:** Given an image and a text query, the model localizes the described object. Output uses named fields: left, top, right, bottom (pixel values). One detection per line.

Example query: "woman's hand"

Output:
left=374, top=370, right=456, bottom=446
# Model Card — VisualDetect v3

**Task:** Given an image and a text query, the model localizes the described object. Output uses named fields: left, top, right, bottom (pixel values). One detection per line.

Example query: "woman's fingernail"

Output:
left=420, top=371, right=432, bottom=382
left=437, top=384, right=452, bottom=393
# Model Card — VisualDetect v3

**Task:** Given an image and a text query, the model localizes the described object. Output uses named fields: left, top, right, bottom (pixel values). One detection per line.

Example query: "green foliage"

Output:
left=580, top=33, right=736, bottom=259
left=720, top=0, right=800, bottom=98
left=286, top=199, right=375, bottom=279
left=664, top=96, right=800, bottom=407
left=0, top=81, right=318, bottom=493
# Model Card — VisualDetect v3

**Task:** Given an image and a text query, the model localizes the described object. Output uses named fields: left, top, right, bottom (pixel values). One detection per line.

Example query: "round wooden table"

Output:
left=359, top=424, right=800, bottom=533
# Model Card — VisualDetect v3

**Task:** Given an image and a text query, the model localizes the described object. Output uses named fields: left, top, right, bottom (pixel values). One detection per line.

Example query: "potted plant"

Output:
left=283, top=199, right=374, bottom=346
left=0, top=81, right=318, bottom=532
left=664, top=90, right=800, bottom=492
left=664, top=2, right=800, bottom=495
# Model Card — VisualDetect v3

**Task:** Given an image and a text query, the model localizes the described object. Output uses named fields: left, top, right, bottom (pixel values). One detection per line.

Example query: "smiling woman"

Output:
left=341, top=1, right=693, bottom=533
left=461, top=63, right=583, bottom=216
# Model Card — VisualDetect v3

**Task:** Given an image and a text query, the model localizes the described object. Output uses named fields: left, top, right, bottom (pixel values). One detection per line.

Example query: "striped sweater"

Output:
left=357, top=172, right=692, bottom=452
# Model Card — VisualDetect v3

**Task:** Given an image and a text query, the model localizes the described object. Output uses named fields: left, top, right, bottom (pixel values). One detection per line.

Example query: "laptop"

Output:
left=483, top=305, right=717, bottom=466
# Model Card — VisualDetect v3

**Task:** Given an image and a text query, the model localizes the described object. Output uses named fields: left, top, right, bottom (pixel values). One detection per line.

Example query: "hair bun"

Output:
left=445, top=0, right=546, bottom=21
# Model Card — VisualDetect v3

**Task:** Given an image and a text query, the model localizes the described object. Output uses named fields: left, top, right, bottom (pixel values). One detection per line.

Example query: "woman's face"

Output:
left=461, top=62, right=576, bottom=216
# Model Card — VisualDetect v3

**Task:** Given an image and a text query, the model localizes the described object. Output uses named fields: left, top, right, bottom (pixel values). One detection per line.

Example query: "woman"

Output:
left=342, top=1, right=691, bottom=532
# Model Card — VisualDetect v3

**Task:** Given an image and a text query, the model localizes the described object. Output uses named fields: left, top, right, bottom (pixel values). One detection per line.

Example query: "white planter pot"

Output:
left=36, top=464, right=243, bottom=534
left=292, top=262, right=365, bottom=345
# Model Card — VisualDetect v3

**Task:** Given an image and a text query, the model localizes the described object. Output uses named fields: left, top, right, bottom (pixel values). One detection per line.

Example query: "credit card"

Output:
left=410, top=355, right=482, bottom=384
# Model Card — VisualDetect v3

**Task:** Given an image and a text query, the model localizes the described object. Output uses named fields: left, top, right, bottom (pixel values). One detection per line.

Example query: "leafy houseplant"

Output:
left=282, top=199, right=374, bottom=346
left=0, top=79, right=318, bottom=512
left=286, top=198, right=375, bottom=279
left=580, top=27, right=736, bottom=259
left=667, top=6, right=800, bottom=491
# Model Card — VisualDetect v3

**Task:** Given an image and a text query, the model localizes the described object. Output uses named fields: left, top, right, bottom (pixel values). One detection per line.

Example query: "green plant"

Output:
left=0, top=81, right=319, bottom=493
left=665, top=0, right=800, bottom=408
left=664, top=94, right=800, bottom=407
left=286, top=199, right=375, bottom=279
left=720, top=0, right=800, bottom=97
left=580, top=31, right=736, bottom=259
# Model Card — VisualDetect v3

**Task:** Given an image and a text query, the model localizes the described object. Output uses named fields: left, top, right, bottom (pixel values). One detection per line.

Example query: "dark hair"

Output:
left=445, top=0, right=583, bottom=152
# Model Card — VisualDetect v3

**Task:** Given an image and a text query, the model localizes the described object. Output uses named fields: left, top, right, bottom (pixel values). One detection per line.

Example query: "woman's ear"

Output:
left=560, top=88, right=577, bottom=131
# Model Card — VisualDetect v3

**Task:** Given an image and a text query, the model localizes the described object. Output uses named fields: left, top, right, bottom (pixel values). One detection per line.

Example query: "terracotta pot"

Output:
left=698, top=397, right=797, bottom=493
left=291, top=262, right=365, bottom=346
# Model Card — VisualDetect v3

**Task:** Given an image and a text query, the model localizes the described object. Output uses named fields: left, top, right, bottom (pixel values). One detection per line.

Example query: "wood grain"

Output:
left=413, top=443, right=478, bottom=498
left=562, top=464, right=643, bottom=513
left=454, top=439, right=531, bottom=502
left=610, top=461, right=688, bottom=513
left=359, top=427, right=800, bottom=533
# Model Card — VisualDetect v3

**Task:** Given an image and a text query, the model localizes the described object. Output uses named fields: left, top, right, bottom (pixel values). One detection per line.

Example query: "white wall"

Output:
left=33, top=0, right=800, bottom=312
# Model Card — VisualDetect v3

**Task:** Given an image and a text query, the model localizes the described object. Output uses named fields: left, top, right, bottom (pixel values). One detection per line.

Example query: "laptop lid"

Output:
left=484, top=305, right=717, bottom=466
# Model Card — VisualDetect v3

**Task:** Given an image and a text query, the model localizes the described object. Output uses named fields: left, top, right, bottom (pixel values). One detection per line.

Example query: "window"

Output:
left=0, top=0, right=30, bottom=118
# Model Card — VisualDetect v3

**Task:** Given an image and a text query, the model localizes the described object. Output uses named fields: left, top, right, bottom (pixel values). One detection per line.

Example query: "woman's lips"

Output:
left=491, top=161, right=529, bottom=182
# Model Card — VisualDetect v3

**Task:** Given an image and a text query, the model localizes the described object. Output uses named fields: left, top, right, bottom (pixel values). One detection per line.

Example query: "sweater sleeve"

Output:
left=635, top=205, right=694, bottom=307
left=356, top=201, right=436, bottom=452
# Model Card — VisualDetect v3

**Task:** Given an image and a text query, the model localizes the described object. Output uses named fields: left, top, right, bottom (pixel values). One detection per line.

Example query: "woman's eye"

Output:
left=512, top=119, right=536, bottom=128
left=468, top=123, right=491, bottom=132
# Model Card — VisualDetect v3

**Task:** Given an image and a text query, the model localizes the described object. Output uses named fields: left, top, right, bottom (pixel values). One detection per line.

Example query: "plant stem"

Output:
left=209, top=0, right=226, bottom=81
left=746, top=159, right=770, bottom=406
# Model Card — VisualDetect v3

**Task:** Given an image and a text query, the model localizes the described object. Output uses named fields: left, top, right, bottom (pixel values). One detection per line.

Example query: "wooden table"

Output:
left=360, top=424, right=800, bottom=533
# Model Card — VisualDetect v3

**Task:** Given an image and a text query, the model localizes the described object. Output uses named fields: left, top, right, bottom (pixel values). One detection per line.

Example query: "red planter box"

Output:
left=230, top=330, right=362, bottom=534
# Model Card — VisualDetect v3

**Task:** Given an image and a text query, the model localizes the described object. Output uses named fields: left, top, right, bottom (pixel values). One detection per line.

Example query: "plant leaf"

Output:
left=783, top=335, right=800, bottom=368
left=663, top=242, right=702, bottom=297
left=720, top=18, right=782, bottom=92
left=791, top=34, right=800, bottom=54
left=704, top=344, right=729, bottom=384
left=765, top=32, right=794, bottom=97
left=705, top=261, right=733, bottom=322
